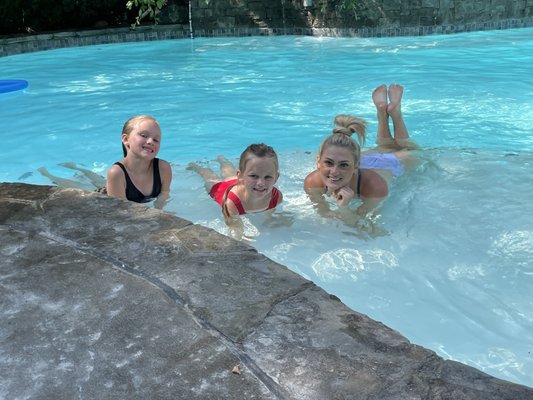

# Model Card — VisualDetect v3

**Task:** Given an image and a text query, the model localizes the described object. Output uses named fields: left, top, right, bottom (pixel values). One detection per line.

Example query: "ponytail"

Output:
left=318, top=114, right=368, bottom=164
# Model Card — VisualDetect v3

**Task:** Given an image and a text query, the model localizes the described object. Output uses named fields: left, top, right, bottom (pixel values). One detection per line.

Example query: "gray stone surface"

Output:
left=1, top=182, right=532, bottom=399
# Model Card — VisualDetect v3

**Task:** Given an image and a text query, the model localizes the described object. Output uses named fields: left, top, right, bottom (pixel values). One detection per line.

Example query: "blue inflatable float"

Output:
left=0, top=79, right=28, bottom=93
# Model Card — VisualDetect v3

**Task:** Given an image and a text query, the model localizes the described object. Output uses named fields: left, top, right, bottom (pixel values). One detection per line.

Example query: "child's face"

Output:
left=122, top=119, right=161, bottom=159
left=317, top=145, right=357, bottom=192
left=238, top=156, right=279, bottom=198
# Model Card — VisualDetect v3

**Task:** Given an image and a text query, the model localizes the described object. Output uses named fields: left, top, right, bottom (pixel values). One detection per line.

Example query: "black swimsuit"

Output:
left=114, top=158, right=162, bottom=203
left=356, top=169, right=361, bottom=197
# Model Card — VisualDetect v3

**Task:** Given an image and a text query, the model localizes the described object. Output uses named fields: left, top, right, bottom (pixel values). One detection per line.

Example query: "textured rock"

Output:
left=1, top=182, right=532, bottom=399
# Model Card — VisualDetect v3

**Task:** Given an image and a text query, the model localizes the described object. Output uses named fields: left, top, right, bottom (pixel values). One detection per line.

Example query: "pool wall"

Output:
left=184, top=0, right=533, bottom=31
left=1, top=16, right=533, bottom=57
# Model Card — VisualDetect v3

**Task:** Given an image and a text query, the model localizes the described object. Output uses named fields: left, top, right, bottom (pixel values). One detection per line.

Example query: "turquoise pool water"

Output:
left=2, top=28, right=533, bottom=387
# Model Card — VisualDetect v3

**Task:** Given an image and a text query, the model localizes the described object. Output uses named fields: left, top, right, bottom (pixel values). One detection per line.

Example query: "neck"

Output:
left=122, top=156, right=154, bottom=173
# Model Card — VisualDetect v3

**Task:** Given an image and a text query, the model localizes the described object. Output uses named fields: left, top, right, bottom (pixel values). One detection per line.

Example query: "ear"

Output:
left=316, top=155, right=321, bottom=169
left=121, top=133, right=129, bottom=145
left=236, top=170, right=243, bottom=181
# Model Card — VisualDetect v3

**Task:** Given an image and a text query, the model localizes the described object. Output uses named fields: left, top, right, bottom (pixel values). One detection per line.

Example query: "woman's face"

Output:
left=317, top=145, right=357, bottom=192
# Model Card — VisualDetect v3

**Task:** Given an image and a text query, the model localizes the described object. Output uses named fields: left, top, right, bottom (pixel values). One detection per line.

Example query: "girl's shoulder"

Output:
left=272, top=186, right=283, bottom=205
left=157, top=159, right=173, bottom=188
left=107, top=161, right=125, bottom=178
left=157, top=158, right=171, bottom=168
left=157, top=159, right=172, bottom=174
left=225, top=185, right=245, bottom=215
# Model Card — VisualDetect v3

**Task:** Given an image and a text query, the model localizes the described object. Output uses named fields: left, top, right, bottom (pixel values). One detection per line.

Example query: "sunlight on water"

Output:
left=2, top=27, right=533, bottom=387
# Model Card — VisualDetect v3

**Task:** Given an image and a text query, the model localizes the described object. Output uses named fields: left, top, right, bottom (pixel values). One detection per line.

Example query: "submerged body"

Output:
left=304, top=84, right=419, bottom=227
left=209, top=178, right=282, bottom=215
left=188, top=144, right=284, bottom=239
left=106, top=115, right=172, bottom=208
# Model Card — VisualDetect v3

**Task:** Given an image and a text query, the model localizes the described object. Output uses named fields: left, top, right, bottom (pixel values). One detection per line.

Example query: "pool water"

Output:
left=2, top=28, right=533, bottom=387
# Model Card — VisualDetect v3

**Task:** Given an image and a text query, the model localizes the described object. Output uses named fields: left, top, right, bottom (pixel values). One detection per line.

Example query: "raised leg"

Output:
left=187, top=162, right=220, bottom=192
left=58, top=162, right=106, bottom=188
left=216, top=155, right=237, bottom=179
left=387, top=84, right=418, bottom=149
left=372, top=84, right=396, bottom=149
left=37, top=167, right=90, bottom=190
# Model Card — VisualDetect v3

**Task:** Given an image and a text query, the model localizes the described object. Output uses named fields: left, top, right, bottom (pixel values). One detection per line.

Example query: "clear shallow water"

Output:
left=2, top=28, right=533, bottom=387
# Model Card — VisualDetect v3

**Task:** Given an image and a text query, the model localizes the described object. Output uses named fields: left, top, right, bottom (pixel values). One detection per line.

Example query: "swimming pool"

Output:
left=2, top=27, right=533, bottom=387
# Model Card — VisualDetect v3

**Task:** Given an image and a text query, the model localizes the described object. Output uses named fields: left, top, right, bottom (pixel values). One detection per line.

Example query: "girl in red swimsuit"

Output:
left=188, top=143, right=284, bottom=238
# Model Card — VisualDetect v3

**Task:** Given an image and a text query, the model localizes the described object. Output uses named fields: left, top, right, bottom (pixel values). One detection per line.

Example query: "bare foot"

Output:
left=186, top=162, right=200, bottom=172
left=372, top=84, right=388, bottom=113
left=387, top=84, right=403, bottom=116
left=187, top=162, right=221, bottom=184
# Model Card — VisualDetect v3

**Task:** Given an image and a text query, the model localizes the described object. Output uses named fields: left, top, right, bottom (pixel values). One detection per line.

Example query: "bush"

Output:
left=0, top=0, right=133, bottom=36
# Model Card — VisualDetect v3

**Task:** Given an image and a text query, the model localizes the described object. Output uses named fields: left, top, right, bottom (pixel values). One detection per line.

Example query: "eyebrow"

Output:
left=324, top=157, right=351, bottom=163
left=138, top=130, right=160, bottom=137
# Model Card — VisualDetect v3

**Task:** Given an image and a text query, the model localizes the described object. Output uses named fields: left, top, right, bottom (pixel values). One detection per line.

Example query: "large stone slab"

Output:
left=1, top=183, right=532, bottom=399
left=0, top=226, right=275, bottom=399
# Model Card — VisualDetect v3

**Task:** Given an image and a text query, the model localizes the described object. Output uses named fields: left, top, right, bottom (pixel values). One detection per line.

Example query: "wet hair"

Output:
left=238, top=143, right=279, bottom=172
left=318, top=114, right=367, bottom=164
left=121, top=115, right=159, bottom=157
left=222, top=143, right=279, bottom=219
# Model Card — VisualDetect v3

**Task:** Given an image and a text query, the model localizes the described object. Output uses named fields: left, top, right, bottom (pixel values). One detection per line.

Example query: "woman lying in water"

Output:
left=304, top=83, right=419, bottom=234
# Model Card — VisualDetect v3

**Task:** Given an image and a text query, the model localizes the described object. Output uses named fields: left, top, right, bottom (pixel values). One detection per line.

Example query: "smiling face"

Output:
left=237, top=155, right=279, bottom=199
left=317, top=145, right=358, bottom=192
left=122, top=118, right=161, bottom=159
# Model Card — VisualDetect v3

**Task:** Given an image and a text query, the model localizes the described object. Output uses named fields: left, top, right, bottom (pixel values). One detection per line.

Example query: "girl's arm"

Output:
left=106, top=165, right=127, bottom=200
left=221, top=195, right=246, bottom=240
left=263, top=191, right=294, bottom=228
left=305, top=187, right=337, bottom=218
left=224, top=214, right=246, bottom=240
left=159, top=159, right=173, bottom=193
left=154, top=159, right=173, bottom=209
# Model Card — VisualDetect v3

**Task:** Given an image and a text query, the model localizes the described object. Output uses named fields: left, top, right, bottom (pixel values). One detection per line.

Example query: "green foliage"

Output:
left=126, top=0, right=167, bottom=28
left=125, top=0, right=211, bottom=29
left=0, top=0, right=23, bottom=35
left=316, top=0, right=360, bottom=18
left=337, top=0, right=360, bottom=17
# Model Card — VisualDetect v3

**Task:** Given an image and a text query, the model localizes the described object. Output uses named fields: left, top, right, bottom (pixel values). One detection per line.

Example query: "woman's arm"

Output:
left=304, top=168, right=388, bottom=236
left=304, top=170, right=336, bottom=217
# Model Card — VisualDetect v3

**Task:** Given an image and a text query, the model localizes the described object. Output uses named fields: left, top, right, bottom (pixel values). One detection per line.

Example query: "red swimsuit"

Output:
left=209, top=179, right=281, bottom=215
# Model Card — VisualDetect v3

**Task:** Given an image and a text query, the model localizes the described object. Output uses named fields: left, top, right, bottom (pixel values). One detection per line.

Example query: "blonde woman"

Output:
left=304, top=84, right=419, bottom=227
